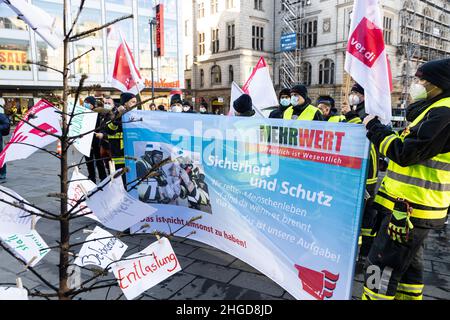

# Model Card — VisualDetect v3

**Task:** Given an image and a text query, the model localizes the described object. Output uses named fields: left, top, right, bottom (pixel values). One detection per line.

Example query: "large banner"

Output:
left=123, top=112, right=369, bottom=300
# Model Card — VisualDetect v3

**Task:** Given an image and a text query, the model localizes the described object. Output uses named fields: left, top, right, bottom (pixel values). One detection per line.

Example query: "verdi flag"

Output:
left=345, top=0, right=392, bottom=124
left=0, top=99, right=61, bottom=168
left=242, top=57, right=279, bottom=117
left=111, top=32, right=145, bottom=95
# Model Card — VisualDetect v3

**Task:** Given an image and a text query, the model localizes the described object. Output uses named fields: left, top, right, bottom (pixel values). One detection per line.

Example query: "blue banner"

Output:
left=123, top=112, right=369, bottom=300
left=280, top=33, right=297, bottom=52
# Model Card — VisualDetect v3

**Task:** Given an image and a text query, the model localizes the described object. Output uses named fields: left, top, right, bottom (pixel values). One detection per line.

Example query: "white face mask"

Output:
left=409, top=83, right=428, bottom=102
left=171, top=105, right=183, bottom=113
left=290, top=96, right=300, bottom=106
left=200, top=107, right=207, bottom=113
left=348, top=94, right=361, bottom=106
left=280, top=98, right=290, bottom=107
left=104, top=104, right=113, bottom=110
left=183, top=106, right=190, bottom=112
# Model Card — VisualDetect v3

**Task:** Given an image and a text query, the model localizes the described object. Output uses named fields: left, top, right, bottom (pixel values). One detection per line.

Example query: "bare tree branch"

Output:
left=7, top=141, right=61, bottom=159
left=69, top=14, right=133, bottom=42
left=26, top=60, right=64, bottom=74
left=66, top=0, right=86, bottom=38
left=0, top=188, right=59, bottom=219
left=68, top=47, right=95, bottom=66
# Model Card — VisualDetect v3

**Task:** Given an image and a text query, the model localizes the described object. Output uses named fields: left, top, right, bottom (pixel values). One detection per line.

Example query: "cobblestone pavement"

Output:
left=0, top=145, right=448, bottom=300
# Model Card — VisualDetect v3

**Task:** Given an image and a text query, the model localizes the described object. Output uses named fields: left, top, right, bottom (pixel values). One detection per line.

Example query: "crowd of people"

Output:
left=0, top=56, right=447, bottom=301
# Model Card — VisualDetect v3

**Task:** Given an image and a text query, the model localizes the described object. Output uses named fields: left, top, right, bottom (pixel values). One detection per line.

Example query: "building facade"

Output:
left=185, top=0, right=449, bottom=114
left=183, top=0, right=275, bottom=114
left=0, top=0, right=184, bottom=113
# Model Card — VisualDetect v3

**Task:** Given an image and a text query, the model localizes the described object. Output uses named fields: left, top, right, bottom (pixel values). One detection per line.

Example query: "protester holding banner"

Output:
left=182, top=100, right=196, bottom=113
left=283, top=85, right=324, bottom=121
left=269, top=88, right=291, bottom=119
left=317, top=96, right=345, bottom=122
left=199, top=102, right=210, bottom=115
left=361, top=58, right=450, bottom=301
left=233, top=94, right=255, bottom=117
left=170, top=94, right=183, bottom=113
left=83, top=96, right=107, bottom=184
left=102, top=93, right=137, bottom=183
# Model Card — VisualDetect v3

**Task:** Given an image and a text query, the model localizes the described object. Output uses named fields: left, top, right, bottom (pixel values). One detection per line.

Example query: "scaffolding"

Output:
left=398, top=0, right=450, bottom=108
left=279, top=0, right=309, bottom=89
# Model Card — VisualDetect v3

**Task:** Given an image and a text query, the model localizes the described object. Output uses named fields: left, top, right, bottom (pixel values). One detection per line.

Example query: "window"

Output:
left=383, top=16, right=392, bottom=45
left=301, top=19, right=318, bottom=49
left=254, top=0, right=263, bottom=11
left=212, top=29, right=219, bottom=53
left=226, top=0, right=235, bottom=9
left=227, top=23, right=235, bottom=50
left=211, top=0, right=218, bottom=14
left=229, top=65, right=234, bottom=83
left=301, top=62, right=312, bottom=86
left=319, top=59, right=335, bottom=85
left=211, top=65, right=222, bottom=85
left=198, top=32, right=205, bottom=55
left=252, top=26, right=264, bottom=51
left=198, top=2, right=205, bottom=18
left=186, top=79, right=192, bottom=90
left=200, top=69, right=205, bottom=87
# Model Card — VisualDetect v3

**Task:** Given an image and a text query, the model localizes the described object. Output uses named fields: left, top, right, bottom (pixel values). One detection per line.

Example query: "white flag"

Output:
left=85, top=172, right=157, bottom=231
left=0, top=186, right=40, bottom=237
left=0, top=99, right=62, bottom=168
left=229, top=81, right=264, bottom=117
left=1, top=0, right=63, bottom=50
left=242, top=57, right=279, bottom=117
left=344, top=0, right=392, bottom=124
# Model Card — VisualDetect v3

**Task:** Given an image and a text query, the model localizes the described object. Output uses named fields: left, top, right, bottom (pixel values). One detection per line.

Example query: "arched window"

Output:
left=229, top=65, right=234, bottom=83
left=211, top=65, right=222, bottom=85
left=200, top=69, right=205, bottom=87
left=319, top=59, right=335, bottom=85
left=301, top=62, right=312, bottom=86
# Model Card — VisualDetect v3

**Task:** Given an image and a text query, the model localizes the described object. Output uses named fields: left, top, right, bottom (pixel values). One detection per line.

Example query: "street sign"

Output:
left=280, top=33, right=297, bottom=52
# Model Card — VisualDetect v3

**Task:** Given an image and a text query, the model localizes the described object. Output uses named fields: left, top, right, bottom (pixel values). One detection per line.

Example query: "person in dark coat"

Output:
left=234, top=94, right=255, bottom=117
left=269, top=88, right=291, bottom=119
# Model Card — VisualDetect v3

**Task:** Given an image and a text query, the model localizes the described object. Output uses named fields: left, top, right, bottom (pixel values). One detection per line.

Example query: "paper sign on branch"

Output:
left=0, top=287, right=28, bottom=300
left=112, top=237, right=181, bottom=300
left=85, top=172, right=158, bottom=231
left=68, top=170, right=100, bottom=222
left=0, top=186, right=41, bottom=237
left=74, top=226, right=128, bottom=270
left=2, top=230, right=50, bottom=268
left=68, top=102, right=98, bottom=157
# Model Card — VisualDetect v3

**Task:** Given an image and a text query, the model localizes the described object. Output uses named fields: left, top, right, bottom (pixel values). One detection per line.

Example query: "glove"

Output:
left=387, top=199, right=414, bottom=244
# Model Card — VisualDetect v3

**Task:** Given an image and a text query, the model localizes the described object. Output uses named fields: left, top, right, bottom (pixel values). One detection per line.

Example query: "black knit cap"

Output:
left=416, top=58, right=450, bottom=91
left=234, top=94, right=254, bottom=114
left=182, top=99, right=192, bottom=108
left=351, top=83, right=364, bottom=95
left=120, top=93, right=136, bottom=106
left=290, top=84, right=308, bottom=100
left=317, top=95, right=335, bottom=109
left=170, top=94, right=182, bottom=106
left=84, top=96, right=97, bottom=107
left=278, top=88, right=291, bottom=100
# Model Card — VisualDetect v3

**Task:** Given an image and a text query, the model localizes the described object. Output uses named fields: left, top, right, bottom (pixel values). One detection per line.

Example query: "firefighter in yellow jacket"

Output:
left=283, top=85, right=324, bottom=121
left=361, top=58, right=450, bottom=300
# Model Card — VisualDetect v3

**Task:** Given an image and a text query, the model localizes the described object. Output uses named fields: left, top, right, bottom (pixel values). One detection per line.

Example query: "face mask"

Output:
left=171, top=105, right=183, bottom=113
left=290, top=96, right=300, bottom=106
left=409, top=83, right=428, bottom=102
left=84, top=103, right=92, bottom=109
left=348, top=94, right=360, bottom=106
left=200, top=107, right=206, bottom=113
left=280, top=98, right=290, bottom=107
left=104, top=104, right=113, bottom=110
left=183, top=106, right=190, bottom=112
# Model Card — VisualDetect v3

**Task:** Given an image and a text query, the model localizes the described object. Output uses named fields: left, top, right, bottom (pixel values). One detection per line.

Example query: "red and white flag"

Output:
left=242, top=57, right=278, bottom=117
left=111, top=33, right=145, bottom=95
left=345, top=0, right=392, bottom=124
left=0, top=100, right=61, bottom=168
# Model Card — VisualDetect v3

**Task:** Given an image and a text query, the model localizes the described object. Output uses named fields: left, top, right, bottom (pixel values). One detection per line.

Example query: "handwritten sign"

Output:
left=0, top=287, right=28, bottom=300
left=85, top=175, right=157, bottom=231
left=2, top=230, right=50, bottom=267
left=74, top=226, right=128, bottom=270
left=68, top=102, right=98, bottom=157
left=68, top=170, right=100, bottom=222
left=0, top=186, right=40, bottom=237
left=112, top=237, right=181, bottom=300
